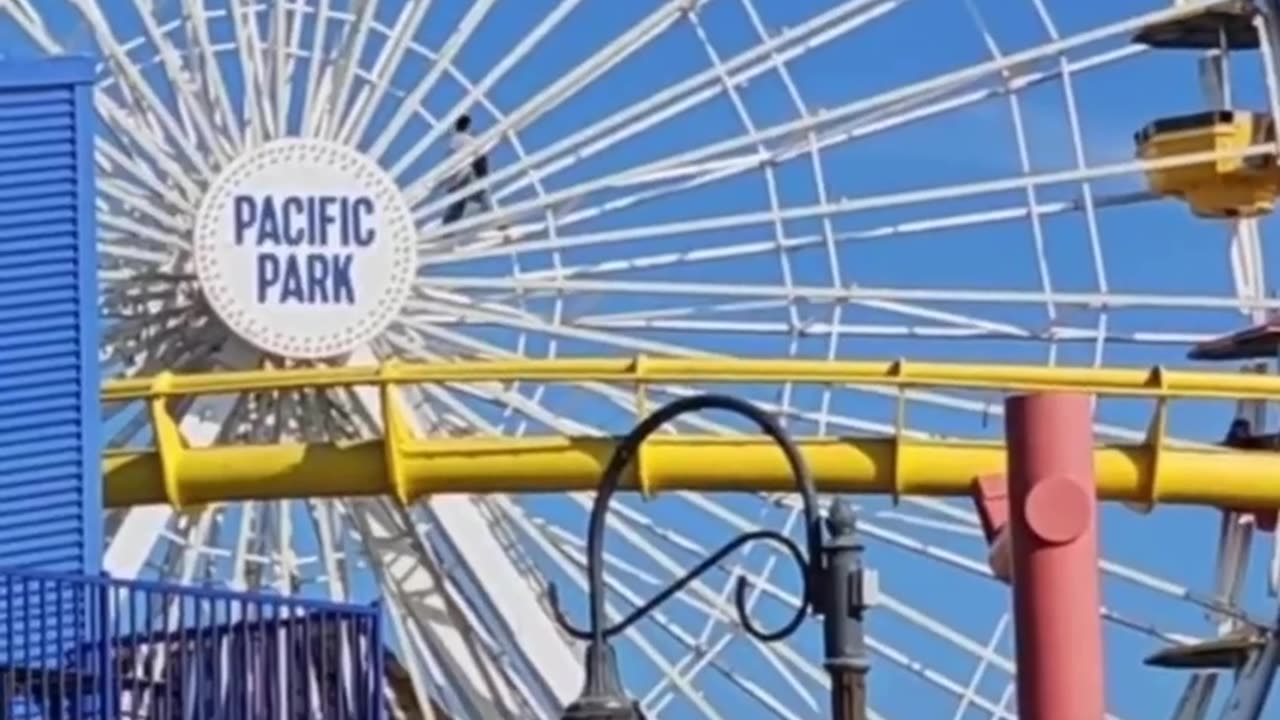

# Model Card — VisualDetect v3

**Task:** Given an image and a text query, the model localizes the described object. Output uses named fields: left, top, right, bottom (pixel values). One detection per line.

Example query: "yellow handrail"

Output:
left=101, top=357, right=1280, bottom=401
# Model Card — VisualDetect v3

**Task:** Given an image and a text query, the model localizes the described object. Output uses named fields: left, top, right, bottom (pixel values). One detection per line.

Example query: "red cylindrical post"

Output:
left=1005, top=392, right=1105, bottom=720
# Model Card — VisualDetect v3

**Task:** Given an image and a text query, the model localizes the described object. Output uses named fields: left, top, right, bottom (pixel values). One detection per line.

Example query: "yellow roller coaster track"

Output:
left=100, top=357, right=1280, bottom=510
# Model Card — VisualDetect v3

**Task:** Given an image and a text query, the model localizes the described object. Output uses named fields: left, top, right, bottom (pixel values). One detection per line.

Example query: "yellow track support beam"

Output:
left=103, top=434, right=1280, bottom=510
left=99, top=357, right=1280, bottom=510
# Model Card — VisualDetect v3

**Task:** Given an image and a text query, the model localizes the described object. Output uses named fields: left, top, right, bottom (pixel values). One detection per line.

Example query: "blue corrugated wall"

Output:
left=0, top=57, right=100, bottom=576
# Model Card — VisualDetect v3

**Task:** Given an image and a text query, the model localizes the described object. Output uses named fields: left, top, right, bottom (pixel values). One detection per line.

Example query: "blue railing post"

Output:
left=371, top=600, right=384, bottom=720
left=96, top=573, right=113, bottom=720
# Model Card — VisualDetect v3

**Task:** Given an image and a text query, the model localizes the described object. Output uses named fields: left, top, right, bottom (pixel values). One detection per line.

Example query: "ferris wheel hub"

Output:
left=193, top=139, right=418, bottom=359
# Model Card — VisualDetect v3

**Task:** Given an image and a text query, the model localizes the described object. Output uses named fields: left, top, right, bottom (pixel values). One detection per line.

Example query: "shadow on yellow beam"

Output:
left=101, top=436, right=1280, bottom=511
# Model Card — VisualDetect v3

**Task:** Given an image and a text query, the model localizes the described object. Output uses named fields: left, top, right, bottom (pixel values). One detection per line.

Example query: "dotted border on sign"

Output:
left=193, top=139, right=418, bottom=359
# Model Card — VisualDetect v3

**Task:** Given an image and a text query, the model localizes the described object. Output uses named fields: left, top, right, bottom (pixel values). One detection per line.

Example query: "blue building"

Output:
left=0, top=57, right=382, bottom=719
left=0, top=56, right=100, bottom=576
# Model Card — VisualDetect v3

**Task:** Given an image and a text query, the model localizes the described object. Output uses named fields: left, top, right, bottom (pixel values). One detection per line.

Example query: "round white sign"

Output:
left=194, top=140, right=417, bottom=359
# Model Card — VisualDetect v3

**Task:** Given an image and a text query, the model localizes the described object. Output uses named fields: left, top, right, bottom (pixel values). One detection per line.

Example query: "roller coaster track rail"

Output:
left=100, top=356, right=1280, bottom=511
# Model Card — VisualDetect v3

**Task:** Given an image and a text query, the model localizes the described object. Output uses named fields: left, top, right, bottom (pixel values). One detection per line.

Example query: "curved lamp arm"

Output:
left=550, top=393, right=825, bottom=648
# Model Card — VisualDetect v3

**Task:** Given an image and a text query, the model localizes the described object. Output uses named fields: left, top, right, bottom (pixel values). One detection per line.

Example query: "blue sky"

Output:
left=10, top=0, right=1280, bottom=716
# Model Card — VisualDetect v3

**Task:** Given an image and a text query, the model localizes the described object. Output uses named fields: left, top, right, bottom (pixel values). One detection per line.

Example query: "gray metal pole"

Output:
left=822, top=499, right=871, bottom=720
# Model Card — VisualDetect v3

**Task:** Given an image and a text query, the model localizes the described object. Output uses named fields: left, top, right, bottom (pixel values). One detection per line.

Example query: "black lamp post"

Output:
left=821, top=499, right=873, bottom=720
left=549, top=394, right=875, bottom=719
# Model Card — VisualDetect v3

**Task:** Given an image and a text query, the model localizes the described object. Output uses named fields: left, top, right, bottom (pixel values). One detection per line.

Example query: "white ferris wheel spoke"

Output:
left=424, top=175, right=1143, bottom=296
left=69, top=0, right=217, bottom=177
left=422, top=142, right=1163, bottom=271
left=1026, top=0, right=1112, bottom=368
left=335, top=0, right=436, bottom=147
left=95, top=138, right=196, bottom=216
left=420, top=276, right=1033, bottom=339
left=398, top=0, right=695, bottom=196
left=228, top=0, right=273, bottom=144
left=97, top=177, right=188, bottom=239
left=731, top=0, right=850, bottom=430
left=268, top=0, right=289, bottom=137
left=403, top=0, right=908, bottom=214
left=685, top=7, right=802, bottom=336
left=296, top=0, right=335, bottom=138
left=131, top=0, right=237, bottom=164
left=962, top=0, right=1059, bottom=365
left=365, top=0, right=582, bottom=163
left=410, top=3, right=1173, bottom=239
left=179, top=0, right=245, bottom=150
left=316, top=0, right=376, bottom=139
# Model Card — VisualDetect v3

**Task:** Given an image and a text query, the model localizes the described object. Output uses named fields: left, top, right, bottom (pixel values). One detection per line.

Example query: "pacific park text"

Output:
left=232, top=194, right=377, bottom=305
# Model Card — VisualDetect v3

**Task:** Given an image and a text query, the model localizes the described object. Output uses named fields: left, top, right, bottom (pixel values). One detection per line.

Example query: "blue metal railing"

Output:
left=0, top=567, right=382, bottom=719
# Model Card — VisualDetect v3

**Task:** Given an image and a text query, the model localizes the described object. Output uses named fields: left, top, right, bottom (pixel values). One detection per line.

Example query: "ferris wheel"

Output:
left=4, top=0, right=1280, bottom=717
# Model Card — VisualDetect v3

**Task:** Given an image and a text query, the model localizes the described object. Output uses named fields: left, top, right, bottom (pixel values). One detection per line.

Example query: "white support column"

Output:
left=344, top=348, right=584, bottom=712
left=346, top=497, right=527, bottom=718
left=422, top=496, right=585, bottom=699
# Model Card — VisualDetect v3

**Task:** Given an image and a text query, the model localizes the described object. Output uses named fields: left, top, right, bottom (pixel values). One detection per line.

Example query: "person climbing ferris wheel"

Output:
left=6, top=0, right=1280, bottom=717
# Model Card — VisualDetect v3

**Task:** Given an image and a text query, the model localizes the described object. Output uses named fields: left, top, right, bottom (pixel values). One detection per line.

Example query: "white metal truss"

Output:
left=4, top=0, right=1279, bottom=717
left=345, top=346, right=584, bottom=715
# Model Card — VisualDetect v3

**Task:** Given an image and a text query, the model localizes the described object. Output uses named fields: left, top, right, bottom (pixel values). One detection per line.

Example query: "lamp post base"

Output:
left=561, top=642, right=646, bottom=720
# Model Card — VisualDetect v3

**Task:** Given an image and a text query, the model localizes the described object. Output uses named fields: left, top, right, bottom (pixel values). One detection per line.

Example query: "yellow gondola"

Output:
left=1135, top=109, right=1280, bottom=218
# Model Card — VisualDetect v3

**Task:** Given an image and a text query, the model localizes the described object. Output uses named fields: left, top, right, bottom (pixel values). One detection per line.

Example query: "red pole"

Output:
left=1005, top=392, right=1105, bottom=720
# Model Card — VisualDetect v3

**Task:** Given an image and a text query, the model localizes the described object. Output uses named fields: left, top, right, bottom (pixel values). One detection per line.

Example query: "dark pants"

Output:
left=442, top=185, right=490, bottom=225
left=442, top=159, right=492, bottom=225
